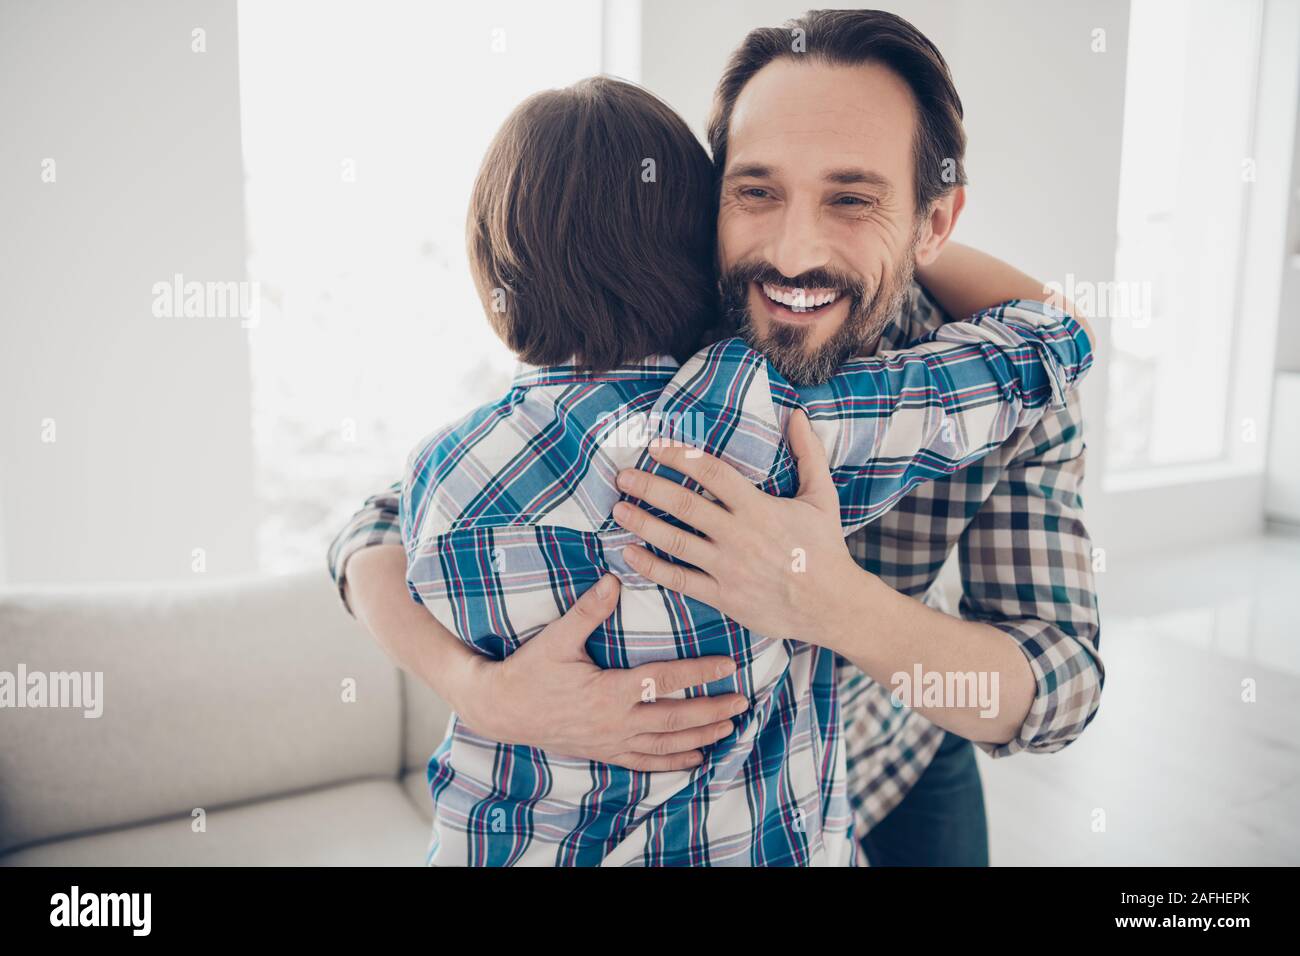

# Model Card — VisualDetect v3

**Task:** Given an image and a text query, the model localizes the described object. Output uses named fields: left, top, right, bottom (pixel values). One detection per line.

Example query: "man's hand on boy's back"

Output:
left=344, top=547, right=747, bottom=772
left=460, top=575, right=749, bottom=772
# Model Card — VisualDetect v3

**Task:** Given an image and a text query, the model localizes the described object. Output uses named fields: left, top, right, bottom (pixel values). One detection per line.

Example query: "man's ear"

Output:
left=913, top=186, right=965, bottom=267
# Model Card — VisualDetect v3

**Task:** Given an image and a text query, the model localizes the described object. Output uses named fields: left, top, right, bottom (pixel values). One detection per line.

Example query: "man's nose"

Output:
left=766, top=200, right=831, bottom=281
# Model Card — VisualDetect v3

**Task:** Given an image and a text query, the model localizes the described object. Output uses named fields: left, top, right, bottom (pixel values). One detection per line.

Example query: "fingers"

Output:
left=629, top=654, right=736, bottom=698
left=610, top=749, right=706, bottom=773
left=541, top=574, right=620, bottom=657
left=642, top=441, right=757, bottom=512
left=786, top=409, right=839, bottom=510
left=612, top=502, right=719, bottom=571
left=624, top=719, right=737, bottom=757
left=615, top=468, right=729, bottom=538
left=621, top=544, right=717, bottom=604
left=629, top=693, right=750, bottom=735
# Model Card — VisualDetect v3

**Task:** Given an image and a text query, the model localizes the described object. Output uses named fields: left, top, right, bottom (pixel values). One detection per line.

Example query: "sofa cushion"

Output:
left=0, top=779, right=429, bottom=866
left=0, top=572, right=404, bottom=854
left=402, top=768, right=433, bottom=823
left=402, top=670, right=453, bottom=773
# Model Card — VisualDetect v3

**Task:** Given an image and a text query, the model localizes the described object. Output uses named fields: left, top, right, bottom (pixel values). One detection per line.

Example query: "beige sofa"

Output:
left=0, top=572, right=451, bottom=865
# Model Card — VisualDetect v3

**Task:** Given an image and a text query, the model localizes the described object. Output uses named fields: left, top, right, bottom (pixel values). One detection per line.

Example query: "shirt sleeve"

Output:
left=776, top=299, right=1093, bottom=536
left=325, top=480, right=403, bottom=616
left=958, top=398, right=1104, bottom=757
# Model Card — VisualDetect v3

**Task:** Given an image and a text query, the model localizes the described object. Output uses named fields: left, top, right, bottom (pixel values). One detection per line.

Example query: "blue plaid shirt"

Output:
left=397, top=300, right=1091, bottom=866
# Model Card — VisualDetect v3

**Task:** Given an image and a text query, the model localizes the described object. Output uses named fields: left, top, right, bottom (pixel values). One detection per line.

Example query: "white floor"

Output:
left=978, top=532, right=1300, bottom=865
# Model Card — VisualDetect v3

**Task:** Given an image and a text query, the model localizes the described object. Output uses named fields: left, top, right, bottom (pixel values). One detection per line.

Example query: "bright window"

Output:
left=236, top=0, right=607, bottom=571
left=1105, top=0, right=1265, bottom=478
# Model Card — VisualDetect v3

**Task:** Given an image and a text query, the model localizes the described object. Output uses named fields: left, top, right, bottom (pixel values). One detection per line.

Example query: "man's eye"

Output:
left=740, top=187, right=771, bottom=200
left=834, top=195, right=873, bottom=208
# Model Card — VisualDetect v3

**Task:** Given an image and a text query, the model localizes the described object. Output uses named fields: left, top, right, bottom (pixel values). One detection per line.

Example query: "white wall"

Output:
left=1276, top=68, right=1300, bottom=375
left=1267, top=12, right=1300, bottom=525
left=0, top=0, right=257, bottom=584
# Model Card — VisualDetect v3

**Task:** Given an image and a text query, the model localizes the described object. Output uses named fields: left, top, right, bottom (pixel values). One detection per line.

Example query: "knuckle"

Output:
left=668, top=563, right=687, bottom=593
left=639, top=552, right=662, bottom=582
left=623, top=753, right=648, bottom=771
left=672, top=488, right=697, bottom=520
left=662, top=707, right=684, bottom=733
left=650, top=668, right=676, bottom=698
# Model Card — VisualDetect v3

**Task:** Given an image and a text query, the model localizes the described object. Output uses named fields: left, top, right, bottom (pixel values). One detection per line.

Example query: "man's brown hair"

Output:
left=706, top=8, right=967, bottom=215
left=467, top=77, right=718, bottom=372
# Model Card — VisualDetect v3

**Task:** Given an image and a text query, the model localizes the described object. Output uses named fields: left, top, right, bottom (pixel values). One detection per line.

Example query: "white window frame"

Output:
left=1102, top=0, right=1298, bottom=495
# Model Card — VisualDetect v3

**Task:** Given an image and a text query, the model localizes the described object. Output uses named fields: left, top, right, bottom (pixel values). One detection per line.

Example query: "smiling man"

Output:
left=329, top=8, right=1103, bottom=866
left=716, top=57, right=939, bottom=387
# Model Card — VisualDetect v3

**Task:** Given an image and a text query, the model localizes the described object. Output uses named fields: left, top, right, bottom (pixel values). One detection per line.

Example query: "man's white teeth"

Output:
left=761, top=282, right=840, bottom=312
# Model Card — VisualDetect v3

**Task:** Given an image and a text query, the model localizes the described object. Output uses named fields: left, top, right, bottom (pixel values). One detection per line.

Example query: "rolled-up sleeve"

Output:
left=956, top=401, right=1104, bottom=757
left=326, top=480, right=403, bottom=616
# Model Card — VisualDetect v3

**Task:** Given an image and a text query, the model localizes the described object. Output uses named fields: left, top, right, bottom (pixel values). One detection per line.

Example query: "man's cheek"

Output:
left=717, top=232, right=747, bottom=270
left=716, top=208, right=761, bottom=267
left=860, top=260, right=888, bottom=303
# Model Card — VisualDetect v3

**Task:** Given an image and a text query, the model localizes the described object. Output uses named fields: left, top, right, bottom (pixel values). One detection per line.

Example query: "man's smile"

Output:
left=751, top=280, right=850, bottom=326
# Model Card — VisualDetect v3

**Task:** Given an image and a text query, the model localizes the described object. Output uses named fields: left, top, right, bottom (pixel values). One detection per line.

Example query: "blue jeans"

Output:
left=858, top=731, right=989, bottom=866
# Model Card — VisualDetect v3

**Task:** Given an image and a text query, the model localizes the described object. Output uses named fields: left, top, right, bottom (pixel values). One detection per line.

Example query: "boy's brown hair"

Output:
left=467, top=77, right=718, bottom=372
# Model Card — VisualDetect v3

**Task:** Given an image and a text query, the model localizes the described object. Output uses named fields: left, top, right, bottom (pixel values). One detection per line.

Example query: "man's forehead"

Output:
left=726, top=58, right=916, bottom=174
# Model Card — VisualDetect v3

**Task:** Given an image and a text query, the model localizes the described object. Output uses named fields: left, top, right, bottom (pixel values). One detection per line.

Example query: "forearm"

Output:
left=342, top=543, right=743, bottom=769
left=327, top=480, right=403, bottom=615
left=343, top=544, right=485, bottom=714
left=811, top=561, right=1035, bottom=744
left=798, top=302, right=1091, bottom=538
left=916, top=241, right=1093, bottom=345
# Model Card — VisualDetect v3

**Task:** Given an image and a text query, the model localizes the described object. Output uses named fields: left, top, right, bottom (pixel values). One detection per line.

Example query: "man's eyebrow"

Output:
left=824, top=168, right=893, bottom=192
left=723, top=162, right=775, bottom=180
left=723, top=163, right=894, bottom=192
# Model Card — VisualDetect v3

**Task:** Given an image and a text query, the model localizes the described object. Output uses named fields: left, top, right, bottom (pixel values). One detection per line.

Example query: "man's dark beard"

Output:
left=718, top=252, right=915, bottom=387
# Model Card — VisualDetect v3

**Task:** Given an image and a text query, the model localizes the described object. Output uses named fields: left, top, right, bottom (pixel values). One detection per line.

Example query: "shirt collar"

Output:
left=878, top=282, right=946, bottom=351
left=510, top=354, right=681, bottom=390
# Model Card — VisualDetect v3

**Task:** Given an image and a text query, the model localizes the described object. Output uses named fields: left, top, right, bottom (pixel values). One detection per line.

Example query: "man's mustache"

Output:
left=719, top=260, right=869, bottom=299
